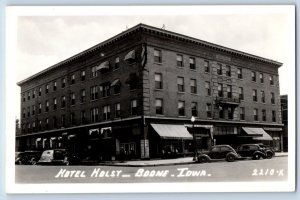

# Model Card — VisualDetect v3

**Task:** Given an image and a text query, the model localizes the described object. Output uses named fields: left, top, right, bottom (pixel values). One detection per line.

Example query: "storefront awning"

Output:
left=50, top=137, right=57, bottom=140
left=36, top=138, right=41, bottom=142
left=68, top=135, right=76, bottom=140
left=253, top=132, right=273, bottom=141
left=151, top=124, right=193, bottom=139
left=111, top=79, right=120, bottom=87
left=242, top=127, right=273, bottom=141
left=96, top=61, right=110, bottom=71
left=124, top=50, right=136, bottom=61
left=264, top=127, right=283, bottom=132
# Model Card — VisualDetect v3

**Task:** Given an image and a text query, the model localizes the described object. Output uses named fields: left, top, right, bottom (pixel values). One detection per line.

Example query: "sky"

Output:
left=13, top=6, right=294, bottom=118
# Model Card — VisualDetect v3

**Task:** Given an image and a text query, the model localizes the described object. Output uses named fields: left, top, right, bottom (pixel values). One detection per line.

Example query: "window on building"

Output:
left=178, top=101, right=185, bottom=116
left=253, top=109, right=258, bottom=121
left=205, top=81, right=211, bottom=96
left=61, top=78, right=66, bottom=88
left=90, top=107, right=99, bottom=123
left=90, top=86, right=99, bottom=100
left=53, top=117, right=57, bottom=128
left=189, top=57, right=195, bottom=70
left=155, top=99, right=163, bottom=115
left=260, top=73, right=264, bottom=83
left=206, top=103, right=212, bottom=118
left=271, top=92, right=275, bottom=104
left=237, top=68, right=242, bottom=79
left=238, top=87, right=244, bottom=100
left=177, top=77, right=184, bottom=92
left=27, top=123, right=31, bottom=132
left=53, top=98, right=57, bottom=110
left=27, top=107, right=30, bottom=117
left=217, top=64, right=222, bottom=75
left=131, top=99, right=137, bottom=115
left=261, top=91, right=265, bottom=103
left=190, top=79, right=197, bottom=94
left=111, top=79, right=121, bottom=94
left=32, top=105, right=35, bottom=115
left=99, top=83, right=110, bottom=97
left=228, top=107, right=234, bottom=120
left=219, top=107, right=224, bottom=119
left=61, top=96, right=66, bottom=108
left=81, top=70, right=86, bottom=81
left=218, top=83, right=223, bottom=97
left=262, top=109, right=266, bottom=121
left=33, top=90, right=36, bottom=98
left=240, top=107, right=245, bottom=120
left=91, top=66, right=98, bottom=77
left=39, top=87, right=42, bottom=96
left=204, top=60, right=210, bottom=73
left=155, top=73, right=163, bottom=89
left=45, top=118, right=49, bottom=129
left=115, top=103, right=121, bottom=118
left=103, top=105, right=111, bottom=120
left=80, top=89, right=86, bottom=103
left=22, top=94, right=26, bottom=102
left=253, top=89, right=257, bottom=101
left=226, top=65, right=231, bottom=77
left=126, top=73, right=138, bottom=90
left=61, top=114, right=66, bottom=127
left=71, top=74, right=75, bottom=84
left=53, top=81, right=57, bottom=91
left=27, top=92, right=30, bottom=100
left=227, top=85, right=232, bottom=98
left=38, top=120, right=42, bottom=131
left=270, top=75, right=274, bottom=85
left=81, top=110, right=86, bottom=124
left=272, top=110, right=276, bottom=122
left=176, top=54, right=183, bottom=67
left=22, top=108, right=25, bottom=118
left=45, top=100, right=49, bottom=112
left=38, top=103, right=42, bottom=114
left=45, top=84, right=49, bottom=94
left=154, top=49, right=162, bottom=63
left=71, top=93, right=75, bottom=105
left=114, top=57, right=120, bottom=69
left=191, top=102, right=198, bottom=117
left=252, top=71, right=256, bottom=82
left=32, top=122, right=36, bottom=132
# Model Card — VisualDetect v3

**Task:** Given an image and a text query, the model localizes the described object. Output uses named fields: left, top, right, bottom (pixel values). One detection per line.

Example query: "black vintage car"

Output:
left=15, top=151, right=42, bottom=165
left=37, top=149, right=80, bottom=165
left=236, top=144, right=268, bottom=160
left=197, top=145, right=240, bottom=163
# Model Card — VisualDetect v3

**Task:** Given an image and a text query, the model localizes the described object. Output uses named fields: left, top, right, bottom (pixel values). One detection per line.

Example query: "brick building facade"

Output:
left=17, top=24, right=284, bottom=161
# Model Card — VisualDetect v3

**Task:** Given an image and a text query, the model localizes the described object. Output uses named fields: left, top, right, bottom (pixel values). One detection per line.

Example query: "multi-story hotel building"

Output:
left=17, top=24, right=283, bottom=161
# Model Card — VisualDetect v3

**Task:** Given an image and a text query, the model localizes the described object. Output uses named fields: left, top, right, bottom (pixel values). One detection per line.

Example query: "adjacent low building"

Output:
left=17, top=23, right=284, bottom=161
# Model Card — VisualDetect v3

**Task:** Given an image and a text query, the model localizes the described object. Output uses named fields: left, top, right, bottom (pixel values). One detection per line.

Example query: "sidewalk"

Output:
left=101, top=152, right=288, bottom=167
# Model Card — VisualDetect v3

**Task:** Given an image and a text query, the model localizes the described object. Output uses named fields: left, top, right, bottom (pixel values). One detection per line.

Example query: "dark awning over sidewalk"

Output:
left=151, top=124, right=193, bottom=140
left=242, top=127, right=273, bottom=140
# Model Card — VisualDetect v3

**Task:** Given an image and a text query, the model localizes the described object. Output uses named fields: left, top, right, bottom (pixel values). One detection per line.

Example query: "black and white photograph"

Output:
left=5, top=5, right=295, bottom=193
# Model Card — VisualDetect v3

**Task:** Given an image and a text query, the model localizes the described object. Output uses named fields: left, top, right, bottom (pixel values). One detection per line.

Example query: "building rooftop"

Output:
left=17, top=23, right=283, bottom=86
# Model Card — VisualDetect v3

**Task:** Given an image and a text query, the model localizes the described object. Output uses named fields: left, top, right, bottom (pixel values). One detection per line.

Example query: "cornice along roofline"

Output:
left=17, top=23, right=282, bottom=86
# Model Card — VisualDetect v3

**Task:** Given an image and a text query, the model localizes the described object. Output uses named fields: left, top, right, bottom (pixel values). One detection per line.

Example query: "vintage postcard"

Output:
left=5, top=5, right=295, bottom=193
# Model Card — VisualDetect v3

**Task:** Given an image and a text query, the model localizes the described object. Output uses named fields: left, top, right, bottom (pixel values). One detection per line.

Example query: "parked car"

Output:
left=257, top=143, right=275, bottom=159
left=197, top=145, right=240, bottom=163
left=15, top=151, right=42, bottom=165
left=236, top=144, right=268, bottom=160
left=37, top=149, right=80, bottom=165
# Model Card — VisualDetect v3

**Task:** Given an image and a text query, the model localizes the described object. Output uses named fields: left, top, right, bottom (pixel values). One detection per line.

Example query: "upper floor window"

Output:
left=218, top=83, right=223, bottom=97
left=32, top=90, right=36, bottom=98
left=90, top=86, right=99, bottom=100
left=91, top=66, right=98, bottom=77
left=177, top=77, right=184, bottom=92
left=103, top=105, right=111, bottom=121
left=205, top=81, right=211, bottom=96
left=53, top=81, right=57, bottom=91
left=80, top=89, right=86, bottom=103
left=90, top=107, right=99, bottom=122
left=189, top=57, right=195, bottom=70
left=217, top=64, right=222, bottom=75
left=190, top=79, right=197, bottom=94
left=251, top=71, right=256, bottom=82
left=240, top=107, right=245, bottom=120
left=61, top=115, right=66, bottom=128
left=45, top=100, right=49, bottom=112
left=39, top=87, right=42, bottom=96
left=227, top=85, right=232, bottom=98
left=253, top=89, right=257, bottom=102
left=100, top=83, right=110, bottom=97
left=204, top=60, right=210, bottom=73
left=239, top=87, right=244, bottom=100
left=155, top=73, right=163, bottom=89
left=206, top=103, right=212, bottom=118
left=27, top=92, right=31, bottom=100
left=70, top=113, right=75, bottom=125
left=176, top=54, right=183, bottom=67
left=261, top=91, right=265, bottom=103
left=111, top=79, right=121, bottom=94
left=262, top=109, right=266, bottom=121
left=272, top=110, right=276, bottom=122
left=45, top=84, right=49, bottom=94
left=178, top=101, right=185, bottom=116
left=22, top=94, right=25, bottom=102
left=22, top=108, right=26, bottom=118
left=53, top=98, right=57, bottom=110
left=61, top=78, right=66, bottom=88
left=81, top=70, right=86, bottom=81
left=115, top=103, right=121, bottom=118
left=80, top=110, right=86, bottom=124
left=38, top=103, right=42, bottom=114
left=114, top=57, right=120, bottom=69
left=61, top=96, right=66, bottom=108
left=71, top=93, right=75, bottom=105
left=131, top=99, right=137, bottom=115
left=155, top=99, right=163, bottom=115
left=154, top=49, right=162, bottom=63
left=237, top=68, right=242, bottom=79
left=253, top=108, right=258, bottom=121
left=228, top=107, right=234, bottom=120
left=191, top=102, right=198, bottom=117
left=260, top=73, right=264, bottom=83
left=32, top=105, right=35, bottom=115
left=71, top=74, right=75, bottom=84
left=270, top=75, right=274, bottom=85
left=27, top=107, right=30, bottom=117
left=271, top=92, right=275, bottom=104
left=226, top=65, right=231, bottom=77
left=126, top=73, right=137, bottom=90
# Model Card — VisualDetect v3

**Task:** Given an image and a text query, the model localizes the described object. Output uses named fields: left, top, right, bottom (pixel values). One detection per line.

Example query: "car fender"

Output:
left=197, top=154, right=211, bottom=162
left=253, top=150, right=265, bottom=157
left=226, top=152, right=238, bottom=159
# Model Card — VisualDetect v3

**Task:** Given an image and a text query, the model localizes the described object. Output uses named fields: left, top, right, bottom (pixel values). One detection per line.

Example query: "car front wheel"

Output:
left=253, top=154, right=261, bottom=160
left=266, top=152, right=273, bottom=159
left=226, top=154, right=235, bottom=162
left=197, top=156, right=209, bottom=163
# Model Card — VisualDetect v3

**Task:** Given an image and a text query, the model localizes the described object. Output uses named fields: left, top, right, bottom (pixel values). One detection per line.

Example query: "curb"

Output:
left=97, top=161, right=196, bottom=167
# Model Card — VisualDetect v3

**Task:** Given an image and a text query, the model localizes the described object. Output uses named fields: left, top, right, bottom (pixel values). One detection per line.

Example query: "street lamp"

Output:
left=191, top=116, right=197, bottom=161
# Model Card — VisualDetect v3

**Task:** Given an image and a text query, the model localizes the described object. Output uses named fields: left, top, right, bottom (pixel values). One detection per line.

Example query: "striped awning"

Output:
left=96, top=61, right=110, bottom=71
left=151, top=124, right=193, bottom=139
left=242, top=127, right=273, bottom=141
left=124, top=50, right=136, bottom=60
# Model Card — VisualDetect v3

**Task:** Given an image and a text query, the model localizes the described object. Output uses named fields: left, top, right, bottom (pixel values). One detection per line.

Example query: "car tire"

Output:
left=253, top=154, right=261, bottom=160
left=266, top=152, right=273, bottom=159
left=198, top=156, right=209, bottom=163
left=226, top=154, right=235, bottom=162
